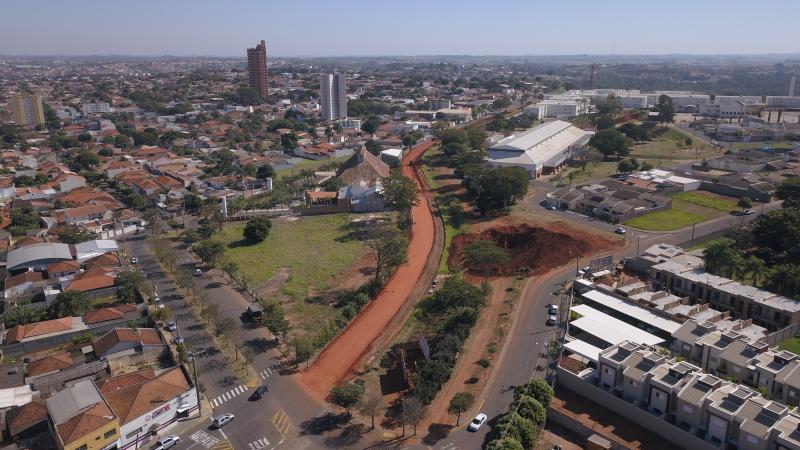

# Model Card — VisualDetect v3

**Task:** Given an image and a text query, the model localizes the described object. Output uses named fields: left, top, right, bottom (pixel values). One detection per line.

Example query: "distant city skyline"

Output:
left=2, top=0, right=799, bottom=57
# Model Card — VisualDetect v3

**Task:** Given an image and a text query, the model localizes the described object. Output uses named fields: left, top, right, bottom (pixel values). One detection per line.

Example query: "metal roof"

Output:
left=6, top=243, right=72, bottom=271
left=571, top=304, right=664, bottom=347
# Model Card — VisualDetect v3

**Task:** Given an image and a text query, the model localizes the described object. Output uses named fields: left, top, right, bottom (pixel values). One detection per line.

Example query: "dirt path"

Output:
left=424, top=277, right=510, bottom=427
left=299, top=140, right=438, bottom=398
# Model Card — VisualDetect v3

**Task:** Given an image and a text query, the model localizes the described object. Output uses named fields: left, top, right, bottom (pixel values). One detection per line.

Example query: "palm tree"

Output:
left=324, top=126, right=333, bottom=142
left=703, top=239, right=738, bottom=277
left=743, top=256, right=767, bottom=286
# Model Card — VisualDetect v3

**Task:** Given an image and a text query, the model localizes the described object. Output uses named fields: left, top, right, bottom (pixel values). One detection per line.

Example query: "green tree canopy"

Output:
left=463, top=240, right=510, bottom=284
left=243, top=217, right=272, bottom=243
left=473, top=167, right=529, bottom=215
left=330, top=383, right=364, bottom=416
left=448, top=392, right=475, bottom=425
left=589, top=128, right=631, bottom=158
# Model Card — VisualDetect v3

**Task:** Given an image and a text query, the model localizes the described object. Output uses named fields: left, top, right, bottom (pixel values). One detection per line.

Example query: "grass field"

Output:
left=631, top=128, right=720, bottom=164
left=623, top=207, right=708, bottom=231
left=216, top=214, right=365, bottom=300
left=673, top=191, right=738, bottom=212
left=779, top=337, right=800, bottom=355
left=561, top=161, right=619, bottom=185
left=687, top=238, right=726, bottom=252
left=275, top=155, right=349, bottom=179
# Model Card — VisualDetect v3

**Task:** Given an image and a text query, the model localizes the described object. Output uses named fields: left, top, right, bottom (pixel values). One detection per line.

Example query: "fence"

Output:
left=556, top=367, right=718, bottom=450
left=765, top=322, right=800, bottom=347
left=98, top=225, right=139, bottom=240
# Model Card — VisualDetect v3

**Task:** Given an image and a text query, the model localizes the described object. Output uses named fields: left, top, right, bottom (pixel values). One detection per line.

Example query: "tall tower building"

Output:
left=246, top=40, right=268, bottom=99
left=12, top=94, right=45, bottom=126
left=320, top=73, right=347, bottom=122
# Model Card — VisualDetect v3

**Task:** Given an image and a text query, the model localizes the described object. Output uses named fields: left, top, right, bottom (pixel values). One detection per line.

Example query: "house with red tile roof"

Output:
left=64, top=268, right=117, bottom=294
left=92, top=328, right=165, bottom=360
left=95, top=367, right=196, bottom=448
left=26, top=352, right=74, bottom=378
left=44, top=379, right=120, bottom=450
left=83, top=304, right=139, bottom=326
left=5, top=317, right=87, bottom=345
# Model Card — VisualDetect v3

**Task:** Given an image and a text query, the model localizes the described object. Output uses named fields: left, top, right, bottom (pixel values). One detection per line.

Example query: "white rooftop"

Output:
left=564, top=340, right=603, bottom=363
left=487, top=120, right=592, bottom=169
left=582, top=289, right=682, bottom=334
left=571, top=304, right=665, bottom=347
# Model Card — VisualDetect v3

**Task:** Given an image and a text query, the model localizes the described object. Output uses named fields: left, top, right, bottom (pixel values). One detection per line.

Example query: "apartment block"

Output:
left=12, top=94, right=45, bottom=126
left=560, top=340, right=800, bottom=450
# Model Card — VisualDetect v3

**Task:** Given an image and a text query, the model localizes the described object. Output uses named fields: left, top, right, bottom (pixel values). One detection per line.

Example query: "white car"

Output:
left=468, top=413, right=487, bottom=431
left=130, top=257, right=138, bottom=264
left=165, top=321, right=177, bottom=332
left=212, top=413, right=235, bottom=428
left=153, top=436, right=180, bottom=450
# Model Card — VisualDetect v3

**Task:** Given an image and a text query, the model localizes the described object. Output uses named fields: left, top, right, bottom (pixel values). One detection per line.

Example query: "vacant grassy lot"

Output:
left=275, top=155, right=349, bottom=179
left=779, top=337, right=800, bottom=355
left=673, top=191, right=738, bottom=212
left=631, top=128, right=721, bottom=164
left=623, top=207, right=708, bottom=231
left=562, top=161, right=619, bottom=185
left=216, top=214, right=365, bottom=300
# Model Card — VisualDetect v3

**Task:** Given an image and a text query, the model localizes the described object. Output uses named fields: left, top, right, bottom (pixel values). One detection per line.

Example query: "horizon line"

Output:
left=2, top=52, right=800, bottom=59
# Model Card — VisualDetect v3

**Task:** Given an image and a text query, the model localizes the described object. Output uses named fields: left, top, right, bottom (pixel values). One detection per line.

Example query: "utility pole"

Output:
left=636, top=235, right=641, bottom=256
left=190, top=353, right=201, bottom=416
left=691, top=223, right=696, bottom=241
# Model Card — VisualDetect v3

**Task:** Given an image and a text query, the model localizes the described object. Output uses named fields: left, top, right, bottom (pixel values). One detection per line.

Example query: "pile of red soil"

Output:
left=449, top=223, right=611, bottom=276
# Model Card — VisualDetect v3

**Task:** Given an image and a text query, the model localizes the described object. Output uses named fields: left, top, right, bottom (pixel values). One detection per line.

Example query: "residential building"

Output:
left=487, top=120, right=593, bottom=178
left=649, top=252, right=800, bottom=330
left=320, top=73, right=347, bottom=122
left=246, top=40, right=268, bottom=98
left=535, top=94, right=590, bottom=118
left=560, top=340, right=800, bottom=450
left=766, top=96, right=800, bottom=109
left=83, top=102, right=111, bottom=114
left=95, top=367, right=197, bottom=450
left=12, top=94, right=45, bottom=126
left=45, top=379, right=120, bottom=450
left=6, top=243, right=73, bottom=274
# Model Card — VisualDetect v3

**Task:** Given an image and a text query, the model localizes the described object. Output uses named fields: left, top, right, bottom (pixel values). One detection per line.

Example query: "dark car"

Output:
left=252, top=384, right=269, bottom=400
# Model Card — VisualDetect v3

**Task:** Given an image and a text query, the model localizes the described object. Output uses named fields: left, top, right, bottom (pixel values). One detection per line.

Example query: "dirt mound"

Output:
left=449, top=222, right=615, bottom=276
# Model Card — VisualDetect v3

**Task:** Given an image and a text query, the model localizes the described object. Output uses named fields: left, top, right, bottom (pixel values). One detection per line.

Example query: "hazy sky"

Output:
left=2, top=0, right=799, bottom=56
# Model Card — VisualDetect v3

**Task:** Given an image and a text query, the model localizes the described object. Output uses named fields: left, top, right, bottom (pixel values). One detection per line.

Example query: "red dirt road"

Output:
left=299, top=140, right=437, bottom=397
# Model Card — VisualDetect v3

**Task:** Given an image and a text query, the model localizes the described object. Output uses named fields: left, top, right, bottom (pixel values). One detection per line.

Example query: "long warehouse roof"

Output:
left=581, top=289, right=682, bottom=334
left=570, top=304, right=664, bottom=347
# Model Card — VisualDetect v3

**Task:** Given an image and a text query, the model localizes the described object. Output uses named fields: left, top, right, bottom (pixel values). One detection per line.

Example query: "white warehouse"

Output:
left=487, top=120, right=593, bottom=178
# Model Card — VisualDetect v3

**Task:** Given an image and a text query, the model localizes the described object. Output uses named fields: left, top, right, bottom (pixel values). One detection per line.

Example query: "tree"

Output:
left=402, top=396, right=426, bottom=436
left=437, top=128, right=467, bottom=146
left=523, top=379, right=554, bottom=406
left=243, top=217, right=272, bottom=243
left=589, top=129, right=631, bottom=158
left=513, top=395, right=546, bottom=426
left=115, top=271, right=145, bottom=303
left=293, top=335, right=314, bottom=367
left=656, top=94, right=675, bottom=125
left=473, top=167, right=529, bottom=215
left=364, top=139, right=383, bottom=156
left=463, top=240, right=510, bottom=284
left=358, top=390, right=384, bottom=430
left=486, top=437, right=524, bottom=450
left=617, top=158, right=639, bottom=174
left=640, top=161, right=654, bottom=171
left=448, top=392, right=474, bottom=426
left=743, top=255, right=768, bottom=286
left=261, top=300, right=291, bottom=341
left=365, top=225, right=409, bottom=290
left=195, top=239, right=226, bottom=268
left=361, top=115, right=381, bottom=134
left=57, top=226, right=96, bottom=244
left=222, top=259, right=240, bottom=283
left=324, top=126, right=334, bottom=142
left=496, top=412, right=537, bottom=449
left=595, top=114, right=615, bottom=130
left=382, top=171, right=418, bottom=227
left=330, top=383, right=364, bottom=417
left=703, top=238, right=740, bottom=277
left=776, top=178, right=800, bottom=209
left=48, top=291, right=89, bottom=318
left=738, top=196, right=753, bottom=211
left=280, top=131, right=299, bottom=151
left=685, top=137, right=694, bottom=148
left=256, top=164, right=275, bottom=180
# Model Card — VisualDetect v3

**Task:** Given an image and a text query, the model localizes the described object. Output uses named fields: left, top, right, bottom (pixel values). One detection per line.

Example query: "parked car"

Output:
left=194, top=268, right=203, bottom=276
left=548, top=305, right=559, bottom=315
left=130, top=257, right=138, bottom=264
left=615, top=227, right=627, bottom=234
left=546, top=204, right=557, bottom=210
left=546, top=314, right=558, bottom=326
left=735, top=209, right=755, bottom=216
left=252, top=384, right=269, bottom=400
left=212, top=413, right=234, bottom=428
left=153, top=436, right=180, bottom=450
left=165, top=321, right=177, bottom=332
left=468, top=413, right=487, bottom=431
left=173, top=336, right=184, bottom=345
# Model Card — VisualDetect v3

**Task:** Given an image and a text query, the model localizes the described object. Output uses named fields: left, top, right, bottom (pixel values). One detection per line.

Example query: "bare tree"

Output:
left=402, top=396, right=426, bottom=436
left=358, top=390, right=384, bottom=430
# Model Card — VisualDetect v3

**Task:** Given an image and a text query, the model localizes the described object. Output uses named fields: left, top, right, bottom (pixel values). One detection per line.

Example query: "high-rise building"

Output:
left=246, top=40, right=268, bottom=99
left=12, top=94, right=45, bottom=126
left=320, top=73, right=347, bottom=122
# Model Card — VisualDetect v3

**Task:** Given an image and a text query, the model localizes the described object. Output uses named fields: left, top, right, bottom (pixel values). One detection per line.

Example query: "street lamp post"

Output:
left=189, top=352, right=201, bottom=417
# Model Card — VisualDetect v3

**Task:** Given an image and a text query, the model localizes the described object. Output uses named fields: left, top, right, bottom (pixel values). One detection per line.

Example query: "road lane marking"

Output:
left=271, top=409, right=294, bottom=439
left=190, top=430, right=220, bottom=448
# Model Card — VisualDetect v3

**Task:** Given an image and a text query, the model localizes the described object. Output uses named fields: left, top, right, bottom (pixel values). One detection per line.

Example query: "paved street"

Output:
left=128, top=233, right=329, bottom=450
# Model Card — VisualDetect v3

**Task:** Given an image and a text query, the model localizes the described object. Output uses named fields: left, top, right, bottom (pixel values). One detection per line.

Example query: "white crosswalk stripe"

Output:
left=248, top=437, right=271, bottom=449
left=211, top=385, right=247, bottom=409
left=190, top=430, right=220, bottom=448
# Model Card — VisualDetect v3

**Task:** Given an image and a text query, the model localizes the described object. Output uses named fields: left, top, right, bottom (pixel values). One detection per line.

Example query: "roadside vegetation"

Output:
left=624, top=191, right=740, bottom=231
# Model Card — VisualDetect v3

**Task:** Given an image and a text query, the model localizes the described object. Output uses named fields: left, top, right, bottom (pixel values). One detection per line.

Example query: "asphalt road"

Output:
left=436, top=189, right=782, bottom=450
left=128, top=233, right=328, bottom=450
